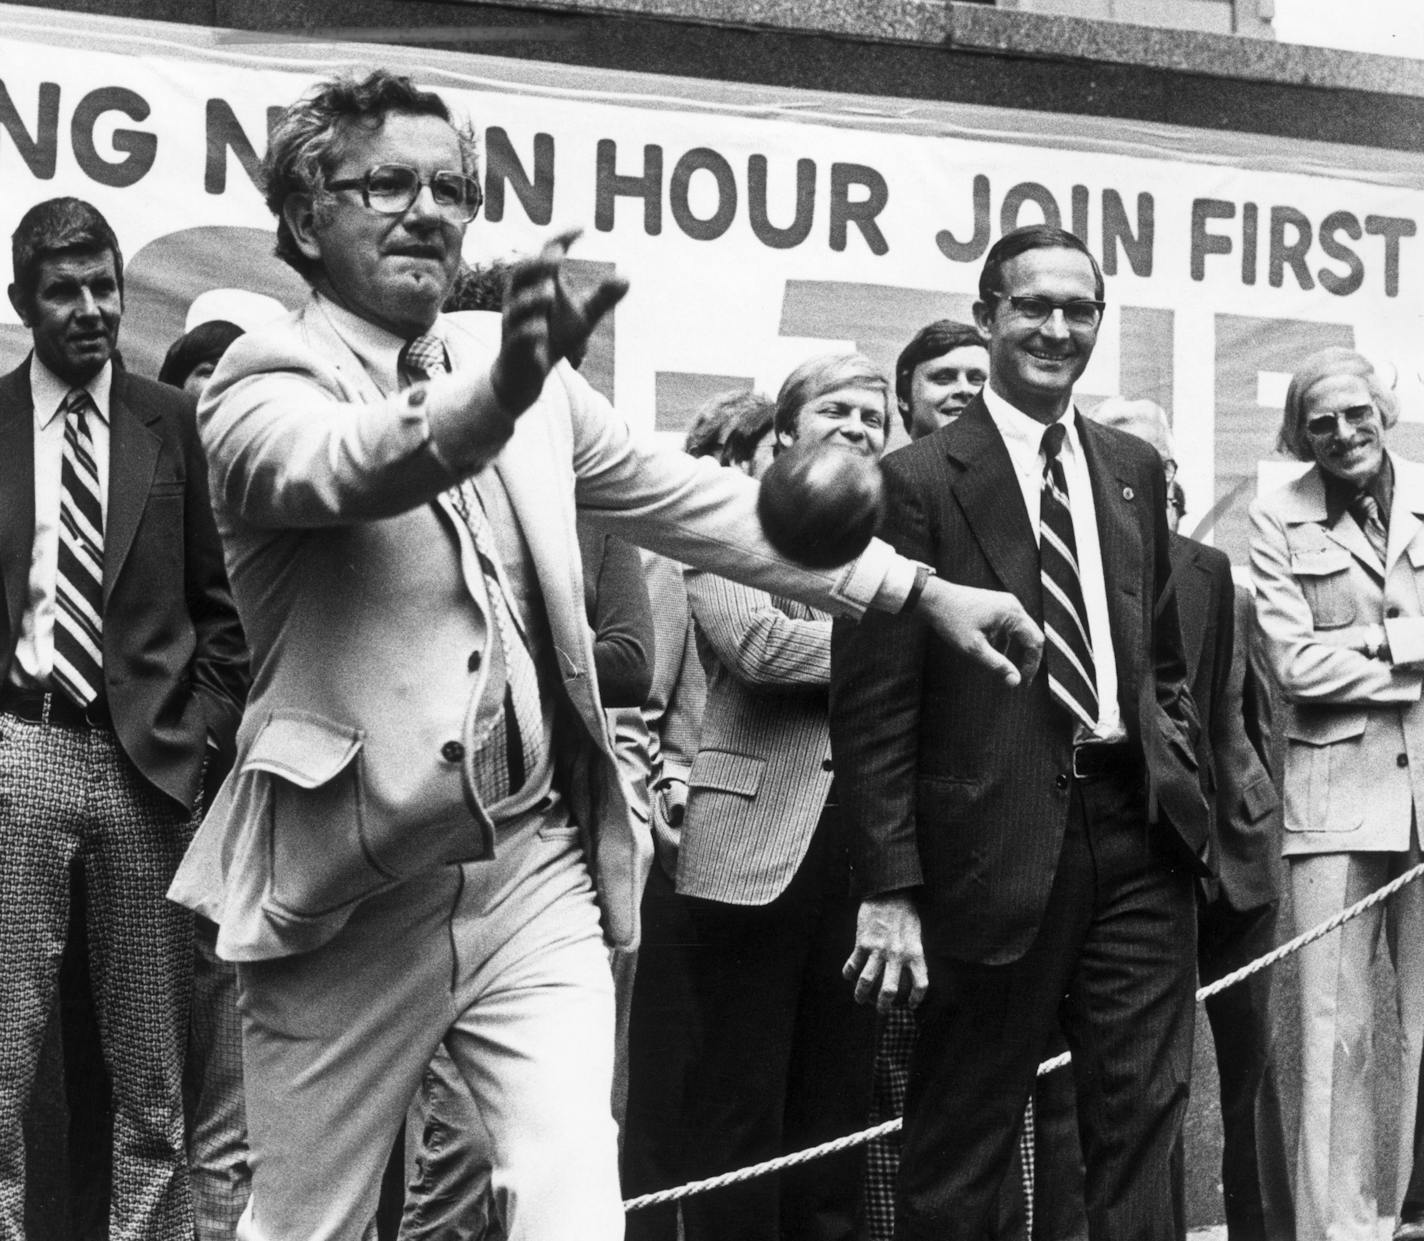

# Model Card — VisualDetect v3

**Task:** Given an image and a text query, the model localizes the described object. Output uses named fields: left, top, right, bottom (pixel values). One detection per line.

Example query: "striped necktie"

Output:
left=1039, top=422, right=1098, bottom=733
left=401, top=334, right=545, bottom=802
left=1348, top=490, right=1388, bottom=567
left=53, top=388, right=105, bottom=707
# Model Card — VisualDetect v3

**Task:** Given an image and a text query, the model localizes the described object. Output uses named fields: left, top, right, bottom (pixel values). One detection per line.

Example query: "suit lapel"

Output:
left=1076, top=417, right=1146, bottom=691
left=0, top=361, right=36, bottom=647
left=1325, top=506, right=1381, bottom=577
left=1388, top=455, right=1424, bottom=574
left=946, top=399, right=1041, bottom=614
left=1168, top=534, right=1211, bottom=687
left=1077, top=416, right=1142, bottom=615
left=492, top=416, right=581, bottom=663
left=103, top=370, right=160, bottom=597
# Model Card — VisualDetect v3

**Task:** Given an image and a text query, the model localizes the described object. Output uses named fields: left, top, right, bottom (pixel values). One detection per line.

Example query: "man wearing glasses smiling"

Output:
left=832, top=224, right=1210, bottom=1240
left=1250, top=347, right=1424, bottom=1241
left=166, top=70, right=1044, bottom=1241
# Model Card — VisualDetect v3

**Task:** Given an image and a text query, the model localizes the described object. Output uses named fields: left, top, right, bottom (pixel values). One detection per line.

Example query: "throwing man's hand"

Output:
left=844, top=892, right=928, bottom=1012
left=490, top=227, right=629, bottom=415
left=916, top=577, right=1043, bottom=689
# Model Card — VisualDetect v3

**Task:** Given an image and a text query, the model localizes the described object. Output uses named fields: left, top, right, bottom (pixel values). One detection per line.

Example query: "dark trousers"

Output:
left=1197, top=898, right=1293, bottom=1241
left=1032, top=896, right=1292, bottom=1241
left=681, top=803, right=876, bottom=1241
left=621, top=861, right=701, bottom=1241
left=898, top=769, right=1197, bottom=1241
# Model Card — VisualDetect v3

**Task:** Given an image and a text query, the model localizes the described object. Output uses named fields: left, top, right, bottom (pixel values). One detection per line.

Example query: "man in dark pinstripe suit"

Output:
left=677, top=352, right=891, bottom=1241
left=831, top=226, right=1211, bottom=1241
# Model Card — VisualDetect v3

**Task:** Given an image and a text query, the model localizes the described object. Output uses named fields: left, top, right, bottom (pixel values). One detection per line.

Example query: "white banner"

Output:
left=3, top=5, right=1423, bottom=560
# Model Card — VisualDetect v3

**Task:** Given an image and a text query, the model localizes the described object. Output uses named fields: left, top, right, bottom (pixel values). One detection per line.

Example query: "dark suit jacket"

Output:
left=1168, top=533, right=1281, bottom=912
left=829, top=395, right=1210, bottom=965
left=0, top=357, right=247, bottom=810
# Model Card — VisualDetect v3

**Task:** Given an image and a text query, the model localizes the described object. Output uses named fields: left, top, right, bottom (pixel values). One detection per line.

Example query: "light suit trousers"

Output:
left=233, top=811, right=620, bottom=1241
left=1291, top=844, right=1424, bottom=1241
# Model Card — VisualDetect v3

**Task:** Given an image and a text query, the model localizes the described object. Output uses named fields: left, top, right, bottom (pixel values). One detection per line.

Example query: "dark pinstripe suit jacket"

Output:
left=830, top=396, right=1210, bottom=965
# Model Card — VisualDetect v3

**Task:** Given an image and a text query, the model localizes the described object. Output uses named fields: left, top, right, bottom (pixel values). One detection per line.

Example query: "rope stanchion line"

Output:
left=622, top=858, right=1424, bottom=1213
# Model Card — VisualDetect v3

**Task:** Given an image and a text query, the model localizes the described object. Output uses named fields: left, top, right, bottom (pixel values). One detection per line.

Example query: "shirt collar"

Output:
left=31, top=355, right=113, bottom=430
left=981, top=383, right=1079, bottom=469
left=314, top=291, right=442, bottom=393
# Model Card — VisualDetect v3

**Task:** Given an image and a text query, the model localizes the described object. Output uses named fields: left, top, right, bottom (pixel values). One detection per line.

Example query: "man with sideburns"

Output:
left=0, top=197, right=246, bottom=1241
left=166, top=70, right=1043, bottom=1240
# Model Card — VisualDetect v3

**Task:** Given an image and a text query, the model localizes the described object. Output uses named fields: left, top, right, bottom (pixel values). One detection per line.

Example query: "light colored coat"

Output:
left=1249, top=454, right=1424, bottom=855
left=677, top=574, right=834, bottom=904
left=169, top=296, right=894, bottom=960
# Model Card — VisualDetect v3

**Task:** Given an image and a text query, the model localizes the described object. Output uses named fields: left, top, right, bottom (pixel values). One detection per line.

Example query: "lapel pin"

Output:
left=1122, top=486, right=1134, bottom=501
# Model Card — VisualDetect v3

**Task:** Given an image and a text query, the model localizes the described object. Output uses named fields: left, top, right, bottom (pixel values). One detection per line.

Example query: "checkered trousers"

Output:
left=864, top=1008, right=1036, bottom=1239
left=0, top=714, right=197, bottom=1241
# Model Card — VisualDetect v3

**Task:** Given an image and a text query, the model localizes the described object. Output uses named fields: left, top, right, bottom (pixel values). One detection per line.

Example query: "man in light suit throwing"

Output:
left=830, top=224, right=1211, bottom=1241
left=166, top=70, right=1042, bottom=1241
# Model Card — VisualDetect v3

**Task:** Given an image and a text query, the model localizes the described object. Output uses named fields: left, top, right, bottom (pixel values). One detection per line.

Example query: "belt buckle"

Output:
left=1071, top=745, right=1095, bottom=780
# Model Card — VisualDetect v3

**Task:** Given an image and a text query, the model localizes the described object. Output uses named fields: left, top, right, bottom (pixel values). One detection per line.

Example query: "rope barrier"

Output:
left=623, top=858, right=1424, bottom=1212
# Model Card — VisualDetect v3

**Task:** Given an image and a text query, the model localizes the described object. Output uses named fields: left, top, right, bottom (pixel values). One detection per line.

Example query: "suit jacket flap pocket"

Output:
left=242, top=711, right=363, bottom=787
left=1284, top=709, right=1367, bottom=746
left=1288, top=543, right=1351, bottom=577
left=1239, top=771, right=1281, bottom=823
left=689, top=749, right=765, bottom=798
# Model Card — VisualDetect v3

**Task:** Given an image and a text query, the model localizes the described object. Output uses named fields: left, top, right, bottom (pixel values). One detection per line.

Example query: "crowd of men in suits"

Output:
left=7, top=63, right=1424, bottom=1241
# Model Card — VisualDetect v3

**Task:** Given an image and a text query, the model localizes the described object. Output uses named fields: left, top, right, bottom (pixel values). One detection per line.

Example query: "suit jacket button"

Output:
left=1388, top=607, right=1401, bottom=618
left=821, top=758, right=834, bottom=772
left=1399, top=753, right=1409, bottom=769
left=442, top=740, right=465, bottom=763
left=468, top=650, right=482, bottom=672
left=1055, top=773, right=1069, bottom=791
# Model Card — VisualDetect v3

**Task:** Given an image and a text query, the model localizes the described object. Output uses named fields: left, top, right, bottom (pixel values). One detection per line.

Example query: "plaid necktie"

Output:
left=1039, top=422, right=1099, bottom=733
left=52, top=388, right=105, bottom=707
left=1348, top=490, right=1388, bottom=567
left=401, top=334, right=545, bottom=802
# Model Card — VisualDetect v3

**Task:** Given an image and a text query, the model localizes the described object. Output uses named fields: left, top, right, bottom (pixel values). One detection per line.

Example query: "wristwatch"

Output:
left=901, top=564, right=934, bottom=614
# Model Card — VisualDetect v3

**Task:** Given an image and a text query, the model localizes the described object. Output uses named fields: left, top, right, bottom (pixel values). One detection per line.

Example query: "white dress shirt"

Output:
left=981, top=385, right=1124, bottom=743
left=12, top=358, right=112, bottom=690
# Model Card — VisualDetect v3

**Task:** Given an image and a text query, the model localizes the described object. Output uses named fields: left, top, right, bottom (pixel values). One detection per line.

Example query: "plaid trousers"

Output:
left=0, top=714, right=196, bottom=1241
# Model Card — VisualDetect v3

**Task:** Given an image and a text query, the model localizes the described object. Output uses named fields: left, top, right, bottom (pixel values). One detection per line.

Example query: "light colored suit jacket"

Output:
left=169, top=295, right=901, bottom=960
left=677, top=573, right=834, bottom=904
left=1249, top=453, right=1424, bottom=855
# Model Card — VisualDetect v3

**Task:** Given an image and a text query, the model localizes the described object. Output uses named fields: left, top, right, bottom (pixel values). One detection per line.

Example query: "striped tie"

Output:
left=447, top=481, right=546, bottom=803
left=1348, top=490, right=1388, bottom=567
left=53, top=388, right=105, bottom=707
left=401, top=334, right=545, bottom=802
left=1039, top=422, right=1098, bottom=733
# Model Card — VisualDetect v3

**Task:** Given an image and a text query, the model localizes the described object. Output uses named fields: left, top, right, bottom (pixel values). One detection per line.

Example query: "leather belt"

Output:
left=0, top=687, right=112, bottom=730
left=1071, top=742, right=1138, bottom=781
